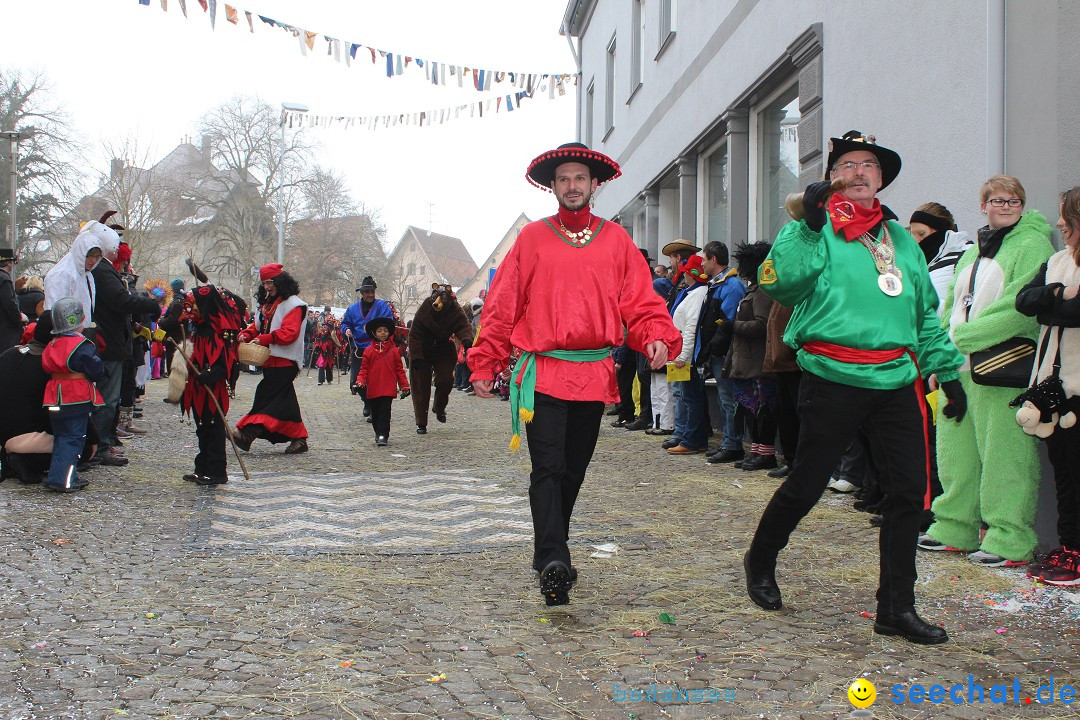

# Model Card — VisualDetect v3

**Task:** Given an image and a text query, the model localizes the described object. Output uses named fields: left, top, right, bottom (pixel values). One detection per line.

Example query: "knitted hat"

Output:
left=526, top=142, right=621, bottom=191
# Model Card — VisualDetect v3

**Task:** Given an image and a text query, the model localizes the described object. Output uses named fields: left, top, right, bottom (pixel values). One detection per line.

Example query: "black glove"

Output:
left=195, top=371, right=214, bottom=386
left=801, top=180, right=832, bottom=232
left=940, top=379, right=968, bottom=423
left=399, top=389, right=411, bottom=400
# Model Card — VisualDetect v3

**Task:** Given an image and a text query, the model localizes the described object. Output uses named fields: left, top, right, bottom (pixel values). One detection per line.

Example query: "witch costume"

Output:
left=233, top=264, right=309, bottom=454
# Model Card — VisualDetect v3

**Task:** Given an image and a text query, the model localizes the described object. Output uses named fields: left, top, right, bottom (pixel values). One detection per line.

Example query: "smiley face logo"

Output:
left=848, top=678, right=876, bottom=708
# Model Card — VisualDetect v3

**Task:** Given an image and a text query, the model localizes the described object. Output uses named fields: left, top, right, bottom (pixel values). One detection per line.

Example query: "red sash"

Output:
left=802, top=340, right=905, bottom=364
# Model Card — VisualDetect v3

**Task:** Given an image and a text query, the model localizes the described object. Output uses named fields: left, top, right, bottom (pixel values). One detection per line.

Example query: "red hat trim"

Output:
left=259, top=263, right=284, bottom=281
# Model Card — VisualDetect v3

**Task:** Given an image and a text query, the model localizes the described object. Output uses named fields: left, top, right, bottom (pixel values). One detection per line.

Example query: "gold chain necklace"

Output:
left=559, top=222, right=594, bottom=245
left=854, top=225, right=904, bottom=296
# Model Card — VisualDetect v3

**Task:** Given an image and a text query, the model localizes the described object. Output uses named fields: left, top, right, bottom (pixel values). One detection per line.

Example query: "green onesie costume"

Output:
left=928, top=211, right=1054, bottom=561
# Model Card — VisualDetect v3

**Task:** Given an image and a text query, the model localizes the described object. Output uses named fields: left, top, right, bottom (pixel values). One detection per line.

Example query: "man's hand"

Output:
left=940, top=379, right=968, bottom=423
left=802, top=180, right=833, bottom=232
left=674, top=359, right=686, bottom=369
left=345, top=328, right=353, bottom=337
left=645, top=340, right=668, bottom=370
left=472, top=379, right=495, bottom=398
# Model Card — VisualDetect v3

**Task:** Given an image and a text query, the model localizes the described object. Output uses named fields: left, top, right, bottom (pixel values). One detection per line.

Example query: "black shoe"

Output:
left=376, top=436, right=388, bottom=446
left=605, top=407, right=620, bottom=416
left=734, top=453, right=759, bottom=470
left=660, top=438, right=682, bottom=450
left=707, top=448, right=745, bottom=464
left=742, top=454, right=778, bottom=471
left=363, top=407, right=370, bottom=417
left=98, top=453, right=129, bottom=467
left=365, top=416, right=373, bottom=423
left=873, top=610, right=948, bottom=645
left=767, top=464, right=790, bottom=478
left=195, top=475, right=229, bottom=486
left=44, top=482, right=80, bottom=493
left=540, top=560, right=574, bottom=606
left=284, top=439, right=308, bottom=454
left=869, top=514, right=884, bottom=528
left=416, top=426, right=427, bottom=435
left=182, top=473, right=198, bottom=482
left=623, top=418, right=650, bottom=431
left=232, top=427, right=254, bottom=452
left=436, top=412, right=447, bottom=423
left=744, top=551, right=782, bottom=610
left=611, top=418, right=629, bottom=428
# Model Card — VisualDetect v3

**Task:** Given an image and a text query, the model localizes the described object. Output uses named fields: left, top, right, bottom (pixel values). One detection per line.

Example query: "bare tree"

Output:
left=0, top=69, right=86, bottom=273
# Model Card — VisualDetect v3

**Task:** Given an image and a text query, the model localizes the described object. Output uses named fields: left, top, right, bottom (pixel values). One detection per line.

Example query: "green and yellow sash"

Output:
left=508, top=348, right=611, bottom=451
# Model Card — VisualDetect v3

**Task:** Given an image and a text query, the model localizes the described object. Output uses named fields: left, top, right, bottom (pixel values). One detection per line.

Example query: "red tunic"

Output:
left=357, top=341, right=410, bottom=398
left=42, top=335, right=105, bottom=407
left=469, top=211, right=681, bottom=403
left=241, top=300, right=304, bottom=368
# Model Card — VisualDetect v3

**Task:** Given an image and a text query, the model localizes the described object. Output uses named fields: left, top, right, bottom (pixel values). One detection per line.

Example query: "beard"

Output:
left=557, top=188, right=592, bottom=212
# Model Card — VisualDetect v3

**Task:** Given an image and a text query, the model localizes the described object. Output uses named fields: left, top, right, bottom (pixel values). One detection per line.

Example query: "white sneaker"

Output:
left=826, top=477, right=857, bottom=493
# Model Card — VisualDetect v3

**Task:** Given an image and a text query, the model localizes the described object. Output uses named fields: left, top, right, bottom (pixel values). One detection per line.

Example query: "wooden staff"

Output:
left=168, top=337, right=251, bottom=483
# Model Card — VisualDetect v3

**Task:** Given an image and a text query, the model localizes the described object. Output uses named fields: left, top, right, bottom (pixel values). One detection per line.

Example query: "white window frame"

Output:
left=697, top=136, right=729, bottom=247
left=585, top=80, right=595, bottom=148
left=605, top=33, right=617, bottom=139
left=748, top=78, right=798, bottom=244
left=657, top=0, right=677, bottom=59
left=630, top=0, right=646, bottom=98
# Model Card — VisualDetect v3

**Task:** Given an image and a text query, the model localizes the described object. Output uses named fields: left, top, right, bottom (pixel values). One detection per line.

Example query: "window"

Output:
left=585, top=80, right=595, bottom=148
left=756, top=84, right=800, bottom=242
left=605, top=34, right=617, bottom=138
left=406, top=286, right=417, bottom=302
left=658, top=0, right=677, bottom=57
left=704, top=141, right=729, bottom=248
left=407, top=261, right=416, bottom=276
left=630, top=0, right=645, bottom=94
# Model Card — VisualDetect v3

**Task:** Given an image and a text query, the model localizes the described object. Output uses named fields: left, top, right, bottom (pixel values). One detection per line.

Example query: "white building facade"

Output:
left=563, top=0, right=1080, bottom=258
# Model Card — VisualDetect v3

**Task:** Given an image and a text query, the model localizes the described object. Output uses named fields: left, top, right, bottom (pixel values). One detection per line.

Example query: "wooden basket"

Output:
left=238, top=342, right=271, bottom=367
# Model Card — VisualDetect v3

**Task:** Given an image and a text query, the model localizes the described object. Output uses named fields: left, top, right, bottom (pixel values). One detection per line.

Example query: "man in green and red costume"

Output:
left=743, top=131, right=967, bottom=644
left=469, top=142, right=682, bottom=606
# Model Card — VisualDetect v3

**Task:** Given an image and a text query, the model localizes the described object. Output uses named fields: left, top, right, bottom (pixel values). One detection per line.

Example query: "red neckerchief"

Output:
left=556, top=205, right=595, bottom=233
left=261, top=296, right=283, bottom=330
left=828, top=194, right=884, bottom=241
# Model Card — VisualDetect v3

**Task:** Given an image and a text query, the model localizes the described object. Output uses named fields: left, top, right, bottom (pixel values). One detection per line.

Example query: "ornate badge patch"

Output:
left=760, top=259, right=778, bottom=285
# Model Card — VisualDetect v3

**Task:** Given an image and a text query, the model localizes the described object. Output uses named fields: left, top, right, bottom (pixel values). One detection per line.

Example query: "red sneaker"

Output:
left=1039, top=549, right=1080, bottom=587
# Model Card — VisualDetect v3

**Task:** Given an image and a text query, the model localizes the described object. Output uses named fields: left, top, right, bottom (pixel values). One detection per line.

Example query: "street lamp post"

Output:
left=1, top=130, right=27, bottom=260
left=277, top=102, right=309, bottom=265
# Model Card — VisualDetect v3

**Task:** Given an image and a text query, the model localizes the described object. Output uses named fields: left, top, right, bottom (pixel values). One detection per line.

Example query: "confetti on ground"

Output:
left=51, top=538, right=70, bottom=546
left=426, top=672, right=446, bottom=683
left=658, top=613, right=675, bottom=624
left=339, top=660, right=354, bottom=668
left=592, top=542, right=620, bottom=553
left=144, top=613, right=158, bottom=619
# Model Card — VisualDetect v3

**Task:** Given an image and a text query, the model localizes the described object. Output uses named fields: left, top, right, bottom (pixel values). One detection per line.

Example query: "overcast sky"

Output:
left=0, top=0, right=578, bottom=267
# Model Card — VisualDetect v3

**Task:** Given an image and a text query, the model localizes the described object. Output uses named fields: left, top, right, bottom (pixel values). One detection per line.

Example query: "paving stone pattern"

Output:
left=1, top=371, right=1077, bottom=719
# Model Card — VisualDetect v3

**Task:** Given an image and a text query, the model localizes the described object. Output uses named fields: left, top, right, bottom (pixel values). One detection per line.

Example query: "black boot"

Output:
left=873, top=609, right=948, bottom=644
left=743, top=550, right=782, bottom=610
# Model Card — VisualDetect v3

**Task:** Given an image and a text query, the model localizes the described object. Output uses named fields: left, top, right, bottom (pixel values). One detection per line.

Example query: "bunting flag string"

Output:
left=135, top=0, right=578, bottom=93
left=279, top=78, right=574, bottom=132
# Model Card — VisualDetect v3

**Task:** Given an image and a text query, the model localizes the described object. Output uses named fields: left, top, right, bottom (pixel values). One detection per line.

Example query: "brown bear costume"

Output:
left=409, top=284, right=474, bottom=433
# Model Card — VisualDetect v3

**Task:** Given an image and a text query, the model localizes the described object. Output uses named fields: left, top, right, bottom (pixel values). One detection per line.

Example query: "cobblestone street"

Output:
left=2, top=371, right=1078, bottom=720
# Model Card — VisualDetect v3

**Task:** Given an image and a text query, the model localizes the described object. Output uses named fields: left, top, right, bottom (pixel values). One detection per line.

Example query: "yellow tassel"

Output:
left=509, top=434, right=521, bottom=451
left=519, top=408, right=535, bottom=423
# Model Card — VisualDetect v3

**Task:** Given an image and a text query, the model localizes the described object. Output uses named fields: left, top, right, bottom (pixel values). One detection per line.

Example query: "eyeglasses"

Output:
left=986, top=198, right=1022, bottom=208
left=832, top=160, right=880, bottom=172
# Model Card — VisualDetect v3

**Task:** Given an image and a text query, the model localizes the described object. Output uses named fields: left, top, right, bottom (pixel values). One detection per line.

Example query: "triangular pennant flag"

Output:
left=197, top=0, right=207, bottom=10
left=245, top=11, right=253, bottom=32
left=225, top=5, right=238, bottom=24
left=178, top=0, right=187, bottom=15
left=160, top=0, right=167, bottom=10
left=386, top=52, right=394, bottom=77
left=138, top=0, right=150, bottom=5
left=304, top=31, right=317, bottom=50
left=208, top=0, right=216, bottom=29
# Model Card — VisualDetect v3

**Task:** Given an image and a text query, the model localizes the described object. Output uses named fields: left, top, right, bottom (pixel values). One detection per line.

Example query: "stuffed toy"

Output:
left=1011, top=377, right=1078, bottom=438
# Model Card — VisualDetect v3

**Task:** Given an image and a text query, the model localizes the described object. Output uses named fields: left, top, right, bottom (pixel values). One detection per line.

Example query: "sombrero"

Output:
left=526, top=142, right=621, bottom=191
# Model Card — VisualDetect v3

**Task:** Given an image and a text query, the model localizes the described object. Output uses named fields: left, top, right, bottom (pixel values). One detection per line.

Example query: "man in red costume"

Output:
left=469, top=142, right=682, bottom=606
left=234, top=263, right=310, bottom=455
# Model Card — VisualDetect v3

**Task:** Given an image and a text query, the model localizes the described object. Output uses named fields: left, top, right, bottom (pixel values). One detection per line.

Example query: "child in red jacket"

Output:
left=356, top=317, right=410, bottom=446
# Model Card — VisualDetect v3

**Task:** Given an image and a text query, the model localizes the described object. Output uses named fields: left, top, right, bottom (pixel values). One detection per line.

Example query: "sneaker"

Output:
left=917, top=534, right=966, bottom=552
left=1027, top=547, right=1068, bottom=578
left=115, top=427, right=134, bottom=440
left=967, top=550, right=1029, bottom=568
left=826, top=477, right=858, bottom=493
left=1039, top=550, right=1080, bottom=586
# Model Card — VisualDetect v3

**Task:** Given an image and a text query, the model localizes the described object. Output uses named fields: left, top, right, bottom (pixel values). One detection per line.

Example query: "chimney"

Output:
left=201, top=135, right=211, bottom=160
left=110, top=158, right=123, bottom=181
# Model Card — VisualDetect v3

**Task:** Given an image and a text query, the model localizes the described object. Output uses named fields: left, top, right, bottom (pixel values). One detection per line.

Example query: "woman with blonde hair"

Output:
left=920, top=175, right=1055, bottom=567
left=1014, top=186, right=1080, bottom=585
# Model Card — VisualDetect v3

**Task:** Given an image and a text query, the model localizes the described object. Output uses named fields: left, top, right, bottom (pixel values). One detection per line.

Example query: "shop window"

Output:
left=756, top=84, right=800, bottom=242
left=705, top=141, right=729, bottom=248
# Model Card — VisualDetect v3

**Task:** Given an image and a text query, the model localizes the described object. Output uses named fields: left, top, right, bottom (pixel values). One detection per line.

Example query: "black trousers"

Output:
left=636, top=351, right=652, bottom=423
left=1046, top=422, right=1080, bottom=547
left=525, top=392, right=604, bottom=571
left=194, top=412, right=227, bottom=479
left=614, top=352, right=639, bottom=421
left=749, top=372, right=928, bottom=614
left=773, top=370, right=802, bottom=461
left=368, top=396, right=393, bottom=438
left=349, top=354, right=368, bottom=409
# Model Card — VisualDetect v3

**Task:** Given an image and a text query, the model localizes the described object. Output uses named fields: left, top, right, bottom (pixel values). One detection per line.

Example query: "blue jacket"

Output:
left=340, top=299, right=394, bottom=352
left=694, top=268, right=745, bottom=366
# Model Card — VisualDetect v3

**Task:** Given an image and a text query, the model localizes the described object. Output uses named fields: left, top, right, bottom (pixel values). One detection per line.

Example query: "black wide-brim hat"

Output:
left=0, top=247, right=16, bottom=263
left=356, top=275, right=377, bottom=292
left=526, top=142, right=621, bottom=191
left=825, top=130, right=901, bottom=191
left=364, top=316, right=396, bottom=338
